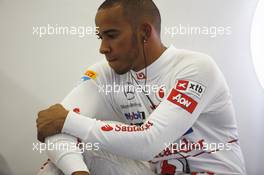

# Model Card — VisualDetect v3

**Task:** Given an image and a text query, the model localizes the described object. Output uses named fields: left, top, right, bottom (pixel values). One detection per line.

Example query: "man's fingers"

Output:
left=37, top=120, right=60, bottom=142
left=37, top=123, right=46, bottom=142
left=36, top=109, right=53, bottom=128
left=36, top=104, right=68, bottom=142
left=49, top=104, right=62, bottom=110
left=36, top=106, right=56, bottom=142
left=37, top=125, right=51, bottom=142
left=37, top=130, right=45, bottom=143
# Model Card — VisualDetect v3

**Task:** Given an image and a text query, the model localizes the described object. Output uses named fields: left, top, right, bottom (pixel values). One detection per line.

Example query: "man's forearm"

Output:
left=45, top=134, right=89, bottom=175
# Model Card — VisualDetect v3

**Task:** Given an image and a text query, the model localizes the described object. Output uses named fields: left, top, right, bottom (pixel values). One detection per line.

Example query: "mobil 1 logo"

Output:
left=175, top=80, right=206, bottom=99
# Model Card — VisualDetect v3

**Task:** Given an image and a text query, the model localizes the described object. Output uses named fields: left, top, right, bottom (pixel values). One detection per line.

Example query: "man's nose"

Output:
left=99, top=41, right=111, bottom=54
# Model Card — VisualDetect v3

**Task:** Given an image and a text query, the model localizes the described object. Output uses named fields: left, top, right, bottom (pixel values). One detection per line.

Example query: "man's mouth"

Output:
left=107, top=58, right=118, bottom=62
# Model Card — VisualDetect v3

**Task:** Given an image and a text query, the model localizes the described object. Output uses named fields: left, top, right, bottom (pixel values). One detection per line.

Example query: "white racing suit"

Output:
left=37, top=45, right=247, bottom=175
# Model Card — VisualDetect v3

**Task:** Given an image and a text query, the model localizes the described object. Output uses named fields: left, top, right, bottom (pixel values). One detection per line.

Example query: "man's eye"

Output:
left=107, top=34, right=118, bottom=39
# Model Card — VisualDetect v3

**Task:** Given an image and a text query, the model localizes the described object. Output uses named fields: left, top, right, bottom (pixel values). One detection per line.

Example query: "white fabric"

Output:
left=46, top=45, right=246, bottom=174
left=37, top=150, right=155, bottom=175
left=37, top=160, right=63, bottom=175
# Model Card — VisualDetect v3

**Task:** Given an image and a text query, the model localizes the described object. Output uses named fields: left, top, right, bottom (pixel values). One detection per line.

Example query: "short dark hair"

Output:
left=98, top=0, right=161, bottom=35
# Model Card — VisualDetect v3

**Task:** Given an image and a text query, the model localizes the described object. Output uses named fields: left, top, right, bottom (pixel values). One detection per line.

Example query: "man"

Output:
left=37, top=0, right=247, bottom=174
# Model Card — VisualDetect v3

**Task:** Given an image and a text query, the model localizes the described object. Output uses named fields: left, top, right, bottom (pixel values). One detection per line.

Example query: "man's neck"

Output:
left=133, top=42, right=167, bottom=72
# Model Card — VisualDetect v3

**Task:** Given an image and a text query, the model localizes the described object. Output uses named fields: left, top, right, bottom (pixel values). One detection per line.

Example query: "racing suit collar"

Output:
left=131, top=45, right=177, bottom=81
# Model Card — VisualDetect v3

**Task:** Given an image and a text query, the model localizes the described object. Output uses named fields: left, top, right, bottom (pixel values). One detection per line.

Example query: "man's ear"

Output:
left=140, top=23, right=152, bottom=42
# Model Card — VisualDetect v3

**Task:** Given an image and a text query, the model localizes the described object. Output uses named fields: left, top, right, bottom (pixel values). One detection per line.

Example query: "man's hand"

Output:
left=72, top=171, right=90, bottom=175
left=36, top=104, right=69, bottom=142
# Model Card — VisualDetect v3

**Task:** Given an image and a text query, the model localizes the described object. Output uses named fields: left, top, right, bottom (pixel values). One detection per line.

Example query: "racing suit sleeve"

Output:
left=62, top=57, right=222, bottom=161
left=45, top=77, right=121, bottom=175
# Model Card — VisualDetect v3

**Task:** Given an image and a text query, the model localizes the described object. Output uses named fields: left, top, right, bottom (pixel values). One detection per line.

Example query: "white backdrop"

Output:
left=0, top=0, right=263, bottom=174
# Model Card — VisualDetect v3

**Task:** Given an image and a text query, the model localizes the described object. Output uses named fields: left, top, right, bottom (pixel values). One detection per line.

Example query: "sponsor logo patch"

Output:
left=101, top=124, right=113, bottom=131
left=73, top=108, right=80, bottom=114
left=183, top=127, right=193, bottom=136
left=136, top=72, right=146, bottom=80
left=125, top=111, right=145, bottom=121
left=176, top=80, right=189, bottom=91
left=80, top=76, right=90, bottom=82
left=156, top=86, right=166, bottom=101
left=101, top=121, right=153, bottom=132
left=167, top=89, right=198, bottom=114
left=124, top=82, right=135, bottom=100
left=85, top=70, right=97, bottom=79
left=120, top=103, right=142, bottom=109
left=176, top=80, right=206, bottom=98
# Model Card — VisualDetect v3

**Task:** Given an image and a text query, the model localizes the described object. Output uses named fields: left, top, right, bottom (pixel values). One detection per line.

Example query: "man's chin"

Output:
left=112, top=68, right=130, bottom=75
left=110, top=65, right=130, bottom=75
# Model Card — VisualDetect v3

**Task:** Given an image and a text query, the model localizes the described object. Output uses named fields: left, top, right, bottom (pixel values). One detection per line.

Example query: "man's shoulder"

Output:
left=81, top=60, right=114, bottom=84
left=169, top=48, right=220, bottom=79
left=169, top=48, right=224, bottom=86
left=174, top=48, right=214, bottom=67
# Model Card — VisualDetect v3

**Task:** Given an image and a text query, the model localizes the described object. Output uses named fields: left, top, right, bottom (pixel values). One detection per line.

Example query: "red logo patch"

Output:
left=73, top=108, right=80, bottom=114
left=136, top=72, right=146, bottom=80
left=158, top=87, right=165, bottom=99
left=156, top=86, right=166, bottom=102
left=167, top=89, right=197, bottom=113
left=101, top=124, right=113, bottom=131
left=101, top=121, right=153, bottom=132
left=176, top=80, right=189, bottom=91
